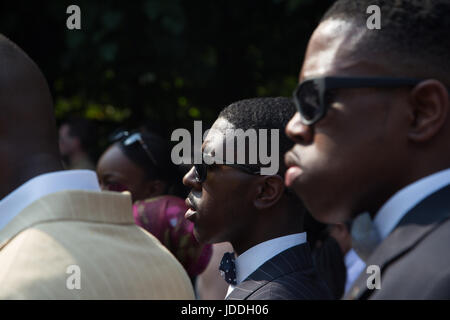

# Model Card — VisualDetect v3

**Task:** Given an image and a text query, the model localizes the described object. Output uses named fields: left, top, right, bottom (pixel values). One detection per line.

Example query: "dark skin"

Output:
left=183, top=117, right=301, bottom=256
left=96, top=144, right=166, bottom=202
left=0, top=35, right=63, bottom=199
left=328, top=223, right=352, bottom=255
left=284, top=19, right=450, bottom=224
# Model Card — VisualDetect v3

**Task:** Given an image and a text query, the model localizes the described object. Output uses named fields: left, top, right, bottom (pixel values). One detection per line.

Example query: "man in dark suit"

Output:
left=183, top=97, right=332, bottom=300
left=284, top=0, right=450, bottom=299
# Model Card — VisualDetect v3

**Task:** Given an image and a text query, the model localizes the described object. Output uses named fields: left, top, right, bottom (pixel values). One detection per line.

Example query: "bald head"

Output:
left=0, top=34, right=62, bottom=198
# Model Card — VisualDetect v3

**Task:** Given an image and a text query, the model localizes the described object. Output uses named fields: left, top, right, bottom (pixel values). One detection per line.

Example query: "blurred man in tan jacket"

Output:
left=0, top=34, right=194, bottom=299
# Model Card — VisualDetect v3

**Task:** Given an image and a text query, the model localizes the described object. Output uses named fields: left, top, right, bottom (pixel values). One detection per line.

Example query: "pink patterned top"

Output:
left=133, top=195, right=212, bottom=278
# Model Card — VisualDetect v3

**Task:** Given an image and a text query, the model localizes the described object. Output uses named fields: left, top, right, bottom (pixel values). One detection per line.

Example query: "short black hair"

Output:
left=218, top=97, right=296, bottom=176
left=320, top=0, right=450, bottom=86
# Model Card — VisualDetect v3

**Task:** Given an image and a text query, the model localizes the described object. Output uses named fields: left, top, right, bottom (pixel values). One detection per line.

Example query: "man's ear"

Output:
left=253, top=175, right=285, bottom=210
left=407, top=79, right=449, bottom=142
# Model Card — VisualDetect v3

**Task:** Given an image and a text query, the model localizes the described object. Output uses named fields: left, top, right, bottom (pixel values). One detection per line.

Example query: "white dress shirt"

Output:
left=344, top=248, right=366, bottom=294
left=0, top=170, right=101, bottom=231
left=374, top=168, right=450, bottom=240
left=225, top=232, right=307, bottom=298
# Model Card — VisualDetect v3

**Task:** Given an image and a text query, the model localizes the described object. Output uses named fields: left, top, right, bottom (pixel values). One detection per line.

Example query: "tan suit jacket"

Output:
left=0, top=190, right=195, bottom=299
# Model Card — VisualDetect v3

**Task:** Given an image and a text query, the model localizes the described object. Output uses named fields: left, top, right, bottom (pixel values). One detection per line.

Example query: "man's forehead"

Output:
left=300, top=19, right=370, bottom=81
left=202, top=117, right=234, bottom=155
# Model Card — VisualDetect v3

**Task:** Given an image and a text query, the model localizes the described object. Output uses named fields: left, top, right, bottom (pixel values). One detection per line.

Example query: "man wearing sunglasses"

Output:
left=183, top=97, right=332, bottom=300
left=285, top=0, right=450, bottom=299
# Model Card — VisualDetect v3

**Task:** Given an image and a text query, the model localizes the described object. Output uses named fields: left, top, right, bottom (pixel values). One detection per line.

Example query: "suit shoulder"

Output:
left=399, top=217, right=450, bottom=268
left=0, top=220, right=194, bottom=299
left=248, top=270, right=333, bottom=300
left=372, top=218, right=450, bottom=299
left=402, top=218, right=450, bottom=297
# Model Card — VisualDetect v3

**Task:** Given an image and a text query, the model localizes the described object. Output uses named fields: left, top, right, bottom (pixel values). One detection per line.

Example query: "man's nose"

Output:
left=183, top=166, right=201, bottom=190
left=285, top=112, right=313, bottom=145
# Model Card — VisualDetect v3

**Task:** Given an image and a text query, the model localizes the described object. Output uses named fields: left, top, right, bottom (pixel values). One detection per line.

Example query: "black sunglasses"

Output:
left=110, top=130, right=158, bottom=168
left=292, top=76, right=433, bottom=126
left=193, top=162, right=297, bottom=198
left=194, top=163, right=260, bottom=183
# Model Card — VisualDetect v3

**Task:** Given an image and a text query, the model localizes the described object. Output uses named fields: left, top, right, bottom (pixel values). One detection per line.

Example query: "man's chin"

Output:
left=289, top=173, right=354, bottom=224
left=288, top=176, right=309, bottom=201
left=306, top=200, right=351, bottom=225
left=193, top=231, right=225, bottom=246
left=192, top=228, right=211, bottom=245
left=192, top=228, right=203, bottom=244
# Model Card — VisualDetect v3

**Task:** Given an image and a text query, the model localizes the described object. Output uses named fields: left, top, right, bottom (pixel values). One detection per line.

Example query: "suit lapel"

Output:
left=227, top=243, right=313, bottom=300
left=0, top=190, right=134, bottom=250
left=346, top=184, right=450, bottom=300
left=226, top=279, right=269, bottom=300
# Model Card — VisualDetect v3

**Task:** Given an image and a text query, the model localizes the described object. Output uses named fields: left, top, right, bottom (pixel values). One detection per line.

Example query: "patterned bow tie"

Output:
left=219, top=252, right=237, bottom=285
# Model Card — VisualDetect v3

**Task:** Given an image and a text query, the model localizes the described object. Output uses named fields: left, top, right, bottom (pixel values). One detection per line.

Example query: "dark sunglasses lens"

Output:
left=297, top=81, right=320, bottom=122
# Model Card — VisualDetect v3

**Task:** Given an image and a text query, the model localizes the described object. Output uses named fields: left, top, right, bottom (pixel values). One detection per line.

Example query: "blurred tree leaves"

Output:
left=0, top=0, right=335, bottom=137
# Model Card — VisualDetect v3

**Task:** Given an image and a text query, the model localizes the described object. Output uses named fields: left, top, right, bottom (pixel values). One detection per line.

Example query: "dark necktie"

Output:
left=219, top=252, right=237, bottom=285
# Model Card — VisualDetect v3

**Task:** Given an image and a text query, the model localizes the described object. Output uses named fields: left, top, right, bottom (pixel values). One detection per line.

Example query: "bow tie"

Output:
left=219, top=252, right=237, bottom=285
left=350, top=212, right=382, bottom=262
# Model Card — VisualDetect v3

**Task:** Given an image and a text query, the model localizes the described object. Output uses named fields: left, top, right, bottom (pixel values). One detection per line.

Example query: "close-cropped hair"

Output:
left=218, top=96, right=296, bottom=176
left=321, top=0, right=450, bottom=86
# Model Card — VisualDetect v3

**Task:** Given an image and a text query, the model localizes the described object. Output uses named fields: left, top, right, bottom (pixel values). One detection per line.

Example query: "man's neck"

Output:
left=2, top=153, right=64, bottom=199
left=365, top=165, right=450, bottom=220
left=231, top=214, right=302, bottom=256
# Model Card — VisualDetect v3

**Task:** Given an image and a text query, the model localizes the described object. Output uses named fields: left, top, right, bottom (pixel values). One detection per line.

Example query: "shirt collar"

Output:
left=0, top=170, right=100, bottom=231
left=374, top=168, right=450, bottom=240
left=234, top=232, right=307, bottom=284
left=344, top=248, right=366, bottom=294
left=344, top=248, right=361, bottom=269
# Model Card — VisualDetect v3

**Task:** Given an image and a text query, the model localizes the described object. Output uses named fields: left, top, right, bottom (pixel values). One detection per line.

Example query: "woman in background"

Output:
left=96, top=128, right=212, bottom=282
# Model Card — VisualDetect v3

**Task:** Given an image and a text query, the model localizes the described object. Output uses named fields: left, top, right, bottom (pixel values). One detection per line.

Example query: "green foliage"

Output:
left=0, top=0, right=335, bottom=139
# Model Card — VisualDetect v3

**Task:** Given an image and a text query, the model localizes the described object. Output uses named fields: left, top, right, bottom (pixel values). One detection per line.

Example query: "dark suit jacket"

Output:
left=345, top=184, right=450, bottom=300
left=226, top=243, right=333, bottom=300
